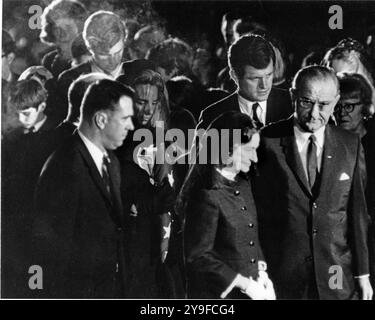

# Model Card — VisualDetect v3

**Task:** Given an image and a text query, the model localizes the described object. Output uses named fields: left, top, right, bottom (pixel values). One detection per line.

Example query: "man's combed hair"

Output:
left=83, top=11, right=127, bottom=54
left=68, top=73, right=112, bottom=123
left=8, top=79, right=47, bottom=112
left=292, top=65, right=339, bottom=93
left=40, top=0, right=88, bottom=45
left=80, top=79, right=134, bottom=121
left=228, top=34, right=275, bottom=78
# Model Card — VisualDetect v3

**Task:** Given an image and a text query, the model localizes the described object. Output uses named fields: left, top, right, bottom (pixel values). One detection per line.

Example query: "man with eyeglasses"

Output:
left=254, top=65, right=373, bottom=299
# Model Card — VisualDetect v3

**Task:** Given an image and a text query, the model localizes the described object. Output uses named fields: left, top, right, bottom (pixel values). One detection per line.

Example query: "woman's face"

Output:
left=229, top=132, right=260, bottom=173
left=335, top=95, right=365, bottom=132
left=134, top=84, right=160, bottom=126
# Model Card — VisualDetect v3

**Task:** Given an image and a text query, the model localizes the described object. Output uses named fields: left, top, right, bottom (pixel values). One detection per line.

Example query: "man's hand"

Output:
left=358, top=277, right=373, bottom=300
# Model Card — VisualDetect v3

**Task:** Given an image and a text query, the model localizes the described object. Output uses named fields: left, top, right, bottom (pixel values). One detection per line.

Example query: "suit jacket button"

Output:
left=312, top=228, right=318, bottom=234
left=305, top=256, right=313, bottom=262
left=249, top=241, right=255, bottom=246
left=234, top=190, right=240, bottom=196
left=313, top=202, right=317, bottom=209
left=248, top=223, right=254, bottom=228
left=250, top=258, right=256, bottom=264
left=241, top=206, right=247, bottom=211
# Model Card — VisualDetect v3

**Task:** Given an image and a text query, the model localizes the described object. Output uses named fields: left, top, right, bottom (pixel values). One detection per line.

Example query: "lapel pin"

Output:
left=327, top=155, right=332, bottom=159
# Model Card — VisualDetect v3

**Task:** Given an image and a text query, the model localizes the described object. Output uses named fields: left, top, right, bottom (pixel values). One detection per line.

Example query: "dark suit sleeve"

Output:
left=31, top=153, right=80, bottom=297
left=350, top=137, right=370, bottom=276
left=184, top=190, right=238, bottom=293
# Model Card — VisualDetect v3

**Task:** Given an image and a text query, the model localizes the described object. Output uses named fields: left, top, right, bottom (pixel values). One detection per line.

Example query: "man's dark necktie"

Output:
left=307, top=134, right=318, bottom=190
left=102, top=154, right=112, bottom=194
left=252, top=103, right=263, bottom=128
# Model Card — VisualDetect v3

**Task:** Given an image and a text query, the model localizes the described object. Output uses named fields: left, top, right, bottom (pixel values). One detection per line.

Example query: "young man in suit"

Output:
left=55, top=11, right=154, bottom=122
left=30, top=79, right=135, bottom=298
left=255, top=65, right=373, bottom=299
left=197, top=34, right=292, bottom=130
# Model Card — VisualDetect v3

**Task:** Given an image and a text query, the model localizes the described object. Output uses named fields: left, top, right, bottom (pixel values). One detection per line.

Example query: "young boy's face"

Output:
left=18, top=105, right=44, bottom=130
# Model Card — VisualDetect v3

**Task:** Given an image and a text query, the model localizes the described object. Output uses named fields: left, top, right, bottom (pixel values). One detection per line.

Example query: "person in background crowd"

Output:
left=2, top=30, right=20, bottom=135
left=2, top=79, right=58, bottom=297
left=70, top=34, right=91, bottom=67
left=40, top=0, right=88, bottom=78
left=322, top=38, right=375, bottom=113
left=129, top=24, right=167, bottom=60
left=198, top=34, right=292, bottom=130
left=335, top=72, right=375, bottom=289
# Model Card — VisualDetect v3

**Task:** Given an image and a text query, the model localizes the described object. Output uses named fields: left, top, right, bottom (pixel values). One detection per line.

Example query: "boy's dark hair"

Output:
left=9, top=79, right=47, bottom=112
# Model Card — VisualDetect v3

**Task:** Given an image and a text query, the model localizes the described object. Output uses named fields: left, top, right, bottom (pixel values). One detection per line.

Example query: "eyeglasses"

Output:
left=298, top=97, right=333, bottom=110
left=334, top=102, right=363, bottom=114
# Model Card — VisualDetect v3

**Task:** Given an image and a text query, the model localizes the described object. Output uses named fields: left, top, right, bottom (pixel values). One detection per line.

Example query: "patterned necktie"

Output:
left=307, top=134, right=318, bottom=189
left=252, top=103, right=263, bottom=128
left=102, top=154, right=111, bottom=194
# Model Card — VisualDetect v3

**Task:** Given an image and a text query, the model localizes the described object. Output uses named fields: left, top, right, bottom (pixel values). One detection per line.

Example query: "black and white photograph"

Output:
left=1, top=0, right=375, bottom=302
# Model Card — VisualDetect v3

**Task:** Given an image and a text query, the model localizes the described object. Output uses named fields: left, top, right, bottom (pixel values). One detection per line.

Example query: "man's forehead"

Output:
left=299, top=78, right=338, bottom=97
left=95, top=39, right=124, bottom=55
left=117, top=95, right=134, bottom=114
left=242, top=61, right=274, bottom=77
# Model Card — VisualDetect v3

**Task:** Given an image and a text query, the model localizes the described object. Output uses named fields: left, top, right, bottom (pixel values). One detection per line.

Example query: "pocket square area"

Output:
left=339, top=172, right=350, bottom=181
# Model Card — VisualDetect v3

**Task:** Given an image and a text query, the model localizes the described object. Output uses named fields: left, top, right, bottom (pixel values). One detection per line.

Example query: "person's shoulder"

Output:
left=57, top=61, right=91, bottom=82
left=328, top=124, right=359, bottom=142
left=43, top=134, right=82, bottom=170
left=42, top=49, right=59, bottom=68
left=261, top=115, right=294, bottom=139
left=198, top=92, right=238, bottom=125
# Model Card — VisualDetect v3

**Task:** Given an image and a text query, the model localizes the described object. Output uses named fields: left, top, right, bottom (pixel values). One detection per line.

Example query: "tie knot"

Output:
left=252, top=102, right=260, bottom=112
left=103, top=154, right=111, bottom=166
left=309, top=134, right=317, bottom=143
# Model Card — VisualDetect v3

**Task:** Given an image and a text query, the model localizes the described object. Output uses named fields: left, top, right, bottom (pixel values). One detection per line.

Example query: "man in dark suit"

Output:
left=255, top=65, right=373, bottom=299
left=55, top=10, right=155, bottom=122
left=197, top=34, right=292, bottom=130
left=30, top=79, right=135, bottom=298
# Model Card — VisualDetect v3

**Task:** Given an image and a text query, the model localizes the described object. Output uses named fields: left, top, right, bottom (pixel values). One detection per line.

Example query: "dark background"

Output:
left=3, top=0, right=375, bottom=75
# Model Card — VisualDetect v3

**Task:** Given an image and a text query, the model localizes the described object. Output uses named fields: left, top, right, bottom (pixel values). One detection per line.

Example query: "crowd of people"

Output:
left=1, top=0, right=375, bottom=300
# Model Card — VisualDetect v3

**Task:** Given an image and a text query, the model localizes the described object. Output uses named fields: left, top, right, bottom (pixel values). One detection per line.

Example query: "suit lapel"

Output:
left=75, top=133, right=113, bottom=205
left=107, top=152, right=124, bottom=225
left=315, top=126, right=337, bottom=200
left=281, top=132, right=313, bottom=199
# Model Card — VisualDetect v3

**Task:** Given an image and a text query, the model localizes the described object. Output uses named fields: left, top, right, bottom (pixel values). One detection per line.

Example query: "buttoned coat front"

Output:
left=184, top=174, right=264, bottom=299
left=254, top=118, right=370, bottom=299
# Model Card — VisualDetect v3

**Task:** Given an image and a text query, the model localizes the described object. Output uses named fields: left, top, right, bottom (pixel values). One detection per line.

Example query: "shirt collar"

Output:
left=237, top=93, right=267, bottom=112
left=90, top=60, right=122, bottom=79
left=293, top=117, right=325, bottom=151
left=32, top=115, right=47, bottom=132
left=78, top=130, right=108, bottom=175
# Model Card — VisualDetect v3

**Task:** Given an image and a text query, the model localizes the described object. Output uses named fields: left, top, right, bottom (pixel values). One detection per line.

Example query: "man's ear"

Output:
left=37, top=102, right=46, bottom=113
left=6, top=52, right=15, bottom=65
left=94, top=111, right=108, bottom=130
left=229, top=68, right=238, bottom=85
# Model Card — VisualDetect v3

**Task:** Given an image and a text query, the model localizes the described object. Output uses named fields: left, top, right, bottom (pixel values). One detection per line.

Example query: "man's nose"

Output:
left=310, top=103, right=320, bottom=118
left=127, top=118, right=135, bottom=131
left=258, top=78, right=266, bottom=89
left=250, top=150, right=258, bottom=163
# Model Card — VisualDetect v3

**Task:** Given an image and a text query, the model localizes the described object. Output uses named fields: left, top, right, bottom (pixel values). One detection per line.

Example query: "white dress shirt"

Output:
left=91, top=60, right=123, bottom=79
left=78, top=130, right=108, bottom=177
left=293, top=122, right=325, bottom=180
left=238, top=94, right=267, bottom=125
